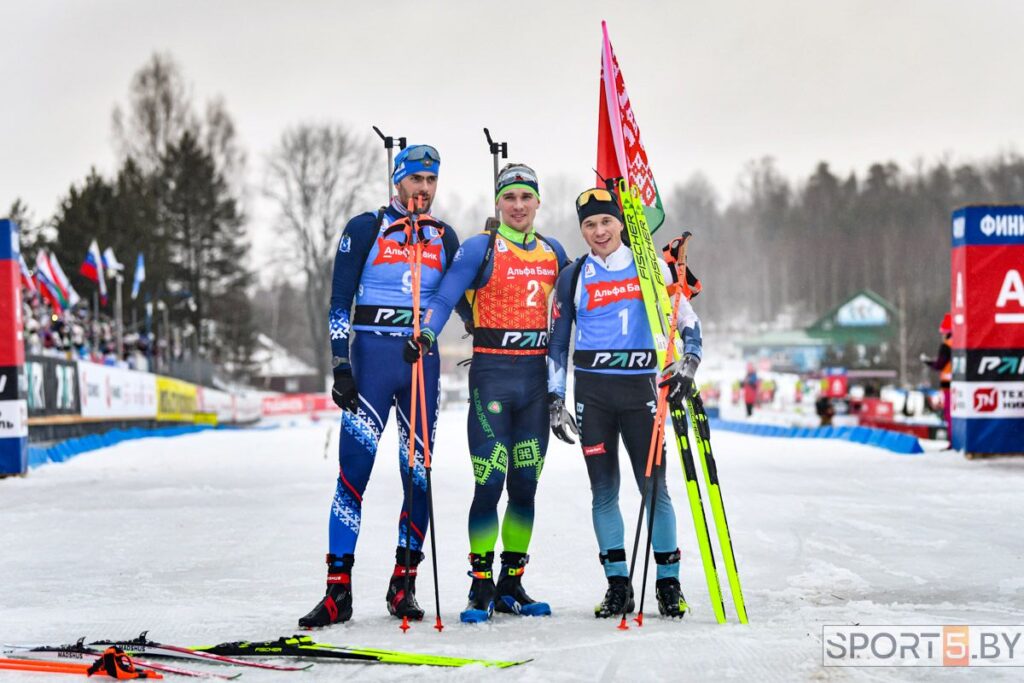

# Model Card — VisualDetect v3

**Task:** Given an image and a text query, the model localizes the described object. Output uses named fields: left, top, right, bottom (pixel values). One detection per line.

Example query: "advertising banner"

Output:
left=196, top=386, right=235, bottom=422
left=77, top=361, right=157, bottom=419
left=156, top=376, right=198, bottom=422
left=950, top=206, right=1024, bottom=453
left=25, top=355, right=80, bottom=417
left=261, top=393, right=337, bottom=417
left=0, top=219, right=26, bottom=474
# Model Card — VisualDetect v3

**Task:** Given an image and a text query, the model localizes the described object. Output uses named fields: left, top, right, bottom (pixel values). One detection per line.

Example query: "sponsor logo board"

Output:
left=951, top=381, right=1024, bottom=418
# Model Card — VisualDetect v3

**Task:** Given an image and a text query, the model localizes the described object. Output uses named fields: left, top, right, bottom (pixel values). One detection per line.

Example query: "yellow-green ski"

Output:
left=616, top=179, right=673, bottom=368
left=687, top=395, right=748, bottom=623
left=193, top=635, right=528, bottom=668
left=668, top=401, right=727, bottom=623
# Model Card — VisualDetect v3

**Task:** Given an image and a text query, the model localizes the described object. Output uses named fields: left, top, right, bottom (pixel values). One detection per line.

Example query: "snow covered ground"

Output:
left=3, top=407, right=1024, bottom=681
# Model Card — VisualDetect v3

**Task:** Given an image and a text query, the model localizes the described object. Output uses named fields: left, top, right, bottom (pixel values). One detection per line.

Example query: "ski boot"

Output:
left=595, top=576, right=634, bottom=618
left=298, top=553, right=354, bottom=628
left=386, top=547, right=425, bottom=621
left=459, top=552, right=495, bottom=623
left=655, top=577, right=689, bottom=618
left=494, top=552, right=551, bottom=616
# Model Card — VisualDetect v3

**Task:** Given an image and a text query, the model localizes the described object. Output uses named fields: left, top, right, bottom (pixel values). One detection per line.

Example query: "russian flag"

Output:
left=80, top=239, right=107, bottom=304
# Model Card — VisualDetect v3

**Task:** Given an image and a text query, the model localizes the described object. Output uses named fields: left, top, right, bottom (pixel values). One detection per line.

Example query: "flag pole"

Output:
left=92, top=290, right=99, bottom=353
left=115, top=273, right=124, bottom=359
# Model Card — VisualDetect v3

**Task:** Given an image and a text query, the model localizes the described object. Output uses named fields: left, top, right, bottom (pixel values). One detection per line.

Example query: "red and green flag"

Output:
left=597, top=20, right=665, bottom=232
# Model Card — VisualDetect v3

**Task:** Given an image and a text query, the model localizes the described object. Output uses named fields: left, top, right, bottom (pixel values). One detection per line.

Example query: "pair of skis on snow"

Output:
left=616, top=178, right=748, bottom=625
left=2, top=632, right=527, bottom=676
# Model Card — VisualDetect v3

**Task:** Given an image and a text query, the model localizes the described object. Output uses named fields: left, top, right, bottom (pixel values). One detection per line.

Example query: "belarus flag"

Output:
left=597, top=21, right=665, bottom=232
left=34, top=250, right=66, bottom=313
left=47, top=251, right=80, bottom=307
left=80, top=239, right=108, bottom=304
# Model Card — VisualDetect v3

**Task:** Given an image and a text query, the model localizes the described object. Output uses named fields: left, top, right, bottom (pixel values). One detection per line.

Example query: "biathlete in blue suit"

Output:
left=299, top=144, right=461, bottom=628
left=546, top=188, right=703, bottom=619
left=404, top=163, right=570, bottom=622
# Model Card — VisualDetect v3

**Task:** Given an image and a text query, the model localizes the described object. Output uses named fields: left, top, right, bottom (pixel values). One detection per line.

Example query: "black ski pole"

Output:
left=424, top=457, right=443, bottom=631
left=634, top=459, right=662, bottom=626
left=373, top=126, right=407, bottom=201
left=621, top=475, right=652, bottom=630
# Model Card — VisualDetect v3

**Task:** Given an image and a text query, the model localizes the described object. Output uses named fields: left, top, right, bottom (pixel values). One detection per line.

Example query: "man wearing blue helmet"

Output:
left=299, top=144, right=461, bottom=627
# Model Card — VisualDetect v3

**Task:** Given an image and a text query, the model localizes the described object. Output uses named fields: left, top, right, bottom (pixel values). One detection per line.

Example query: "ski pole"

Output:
left=417, top=340, right=444, bottom=632
left=373, top=126, right=407, bottom=201
left=632, top=266, right=688, bottom=626
left=621, top=331, right=672, bottom=630
left=399, top=199, right=421, bottom=633
left=410, top=206, right=446, bottom=633
left=482, top=128, right=507, bottom=220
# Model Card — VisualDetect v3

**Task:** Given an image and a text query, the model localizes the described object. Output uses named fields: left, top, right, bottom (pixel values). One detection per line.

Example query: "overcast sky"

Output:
left=3, top=0, right=1023, bottom=269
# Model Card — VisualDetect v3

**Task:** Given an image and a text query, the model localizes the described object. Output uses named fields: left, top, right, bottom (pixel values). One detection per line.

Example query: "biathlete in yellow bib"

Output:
left=404, top=163, right=570, bottom=622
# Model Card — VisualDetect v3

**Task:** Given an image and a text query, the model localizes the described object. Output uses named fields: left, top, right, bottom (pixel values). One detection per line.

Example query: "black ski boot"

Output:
left=386, top=547, right=425, bottom=621
left=494, top=552, right=551, bottom=616
left=655, top=577, right=689, bottom=618
left=298, top=553, right=354, bottom=628
left=595, top=576, right=634, bottom=618
left=459, top=552, right=495, bottom=623
left=653, top=549, right=687, bottom=618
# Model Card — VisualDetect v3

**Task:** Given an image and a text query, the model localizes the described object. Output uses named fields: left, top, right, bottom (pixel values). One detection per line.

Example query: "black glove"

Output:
left=548, top=392, right=579, bottom=444
left=919, top=353, right=933, bottom=366
left=332, top=368, right=359, bottom=413
left=658, top=353, right=700, bottom=406
left=403, top=331, right=435, bottom=364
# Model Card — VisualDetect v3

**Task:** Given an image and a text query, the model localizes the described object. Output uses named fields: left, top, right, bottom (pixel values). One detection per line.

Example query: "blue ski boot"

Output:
left=459, top=552, right=495, bottom=623
left=494, top=552, right=551, bottom=616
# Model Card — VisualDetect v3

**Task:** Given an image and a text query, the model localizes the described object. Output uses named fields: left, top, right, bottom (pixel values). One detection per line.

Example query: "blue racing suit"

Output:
left=327, top=197, right=460, bottom=558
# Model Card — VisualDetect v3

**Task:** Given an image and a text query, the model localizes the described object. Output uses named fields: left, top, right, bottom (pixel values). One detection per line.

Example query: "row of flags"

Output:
left=18, top=244, right=146, bottom=314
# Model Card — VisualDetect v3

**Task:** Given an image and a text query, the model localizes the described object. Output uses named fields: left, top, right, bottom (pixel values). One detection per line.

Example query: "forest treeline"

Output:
left=10, top=52, right=1023, bottom=379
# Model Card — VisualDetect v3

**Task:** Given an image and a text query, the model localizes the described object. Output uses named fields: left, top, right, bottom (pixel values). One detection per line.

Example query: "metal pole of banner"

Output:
left=115, top=274, right=124, bottom=359
left=898, top=287, right=907, bottom=388
left=159, top=302, right=170, bottom=374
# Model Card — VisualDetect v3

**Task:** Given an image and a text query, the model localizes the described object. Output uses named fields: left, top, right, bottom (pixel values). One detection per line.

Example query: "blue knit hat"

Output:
left=392, top=144, right=441, bottom=184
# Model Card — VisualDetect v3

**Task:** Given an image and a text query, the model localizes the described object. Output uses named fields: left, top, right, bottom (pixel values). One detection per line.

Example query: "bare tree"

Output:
left=112, top=53, right=198, bottom=173
left=203, top=96, right=247, bottom=196
left=264, top=123, right=377, bottom=378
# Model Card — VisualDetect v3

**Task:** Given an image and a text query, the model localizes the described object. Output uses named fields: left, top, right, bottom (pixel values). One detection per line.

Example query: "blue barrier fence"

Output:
left=27, top=425, right=216, bottom=469
left=707, top=418, right=924, bottom=455
left=24, top=422, right=281, bottom=470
